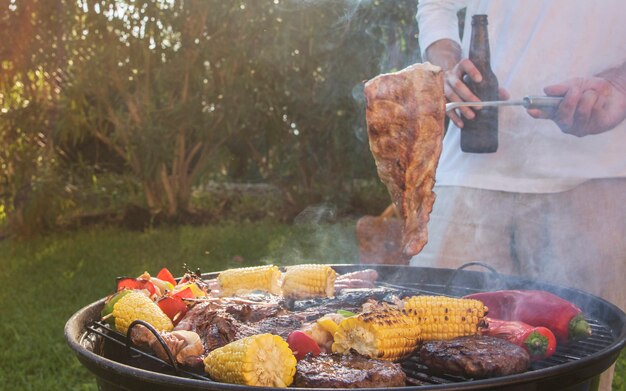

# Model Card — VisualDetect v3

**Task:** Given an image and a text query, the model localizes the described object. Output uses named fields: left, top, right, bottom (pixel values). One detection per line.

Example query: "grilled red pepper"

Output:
left=116, top=277, right=158, bottom=298
left=156, top=267, right=177, bottom=286
left=465, top=290, right=591, bottom=343
left=483, top=317, right=557, bottom=361
left=157, top=296, right=188, bottom=325
left=286, top=331, right=321, bottom=360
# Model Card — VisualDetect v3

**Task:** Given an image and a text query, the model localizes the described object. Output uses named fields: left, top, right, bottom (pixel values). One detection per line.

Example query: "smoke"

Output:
left=410, top=182, right=625, bottom=312
left=260, top=203, right=360, bottom=266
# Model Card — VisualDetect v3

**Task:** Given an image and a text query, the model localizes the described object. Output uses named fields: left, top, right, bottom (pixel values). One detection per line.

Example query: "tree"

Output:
left=0, top=0, right=421, bottom=234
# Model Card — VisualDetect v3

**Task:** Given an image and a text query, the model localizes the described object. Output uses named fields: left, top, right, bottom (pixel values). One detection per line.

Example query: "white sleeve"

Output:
left=416, top=0, right=467, bottom=59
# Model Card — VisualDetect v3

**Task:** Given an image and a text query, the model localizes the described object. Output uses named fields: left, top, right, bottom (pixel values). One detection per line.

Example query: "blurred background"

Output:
left=0, top=0, right=423, bottom=236
left=0, top=1, right=623, bottom=390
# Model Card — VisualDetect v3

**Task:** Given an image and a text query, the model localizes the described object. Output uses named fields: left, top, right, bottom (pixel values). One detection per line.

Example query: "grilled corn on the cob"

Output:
left=281, top=264, right=336, bottom=299
left=218, top=265, right=281, bottom=296
left=110, top=290, right=174, bottom=334
left=332, top=307, right=421, bottom=361
left=402, top=295, right=487, bottom=341
left=203, top=333, right=297, bottom=387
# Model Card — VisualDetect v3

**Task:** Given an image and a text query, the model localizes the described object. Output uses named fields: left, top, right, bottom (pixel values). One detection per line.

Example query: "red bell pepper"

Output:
left=156, top=267, right=177, bottom=286
left=465, top=290, right=591, bottom=343
left=157, top=296, right=188, bottom=325
left=172, top=286, right=195, bottom=299
left=483, top=317, right=557, bottom=361
left=116, top=278, right=158, bottom=298
left=286, top=331, right=321, bottom=360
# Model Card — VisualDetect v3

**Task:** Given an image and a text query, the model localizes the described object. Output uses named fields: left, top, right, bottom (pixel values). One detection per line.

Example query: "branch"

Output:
left=160, top=163, right=177, bottom=216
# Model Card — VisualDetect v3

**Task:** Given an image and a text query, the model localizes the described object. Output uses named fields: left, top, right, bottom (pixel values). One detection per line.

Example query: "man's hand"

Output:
left=527, top=67, right=626, bottom=136
left=443, top=59, right=509, bottom=128
left=424, top=39, right=509, bottom=128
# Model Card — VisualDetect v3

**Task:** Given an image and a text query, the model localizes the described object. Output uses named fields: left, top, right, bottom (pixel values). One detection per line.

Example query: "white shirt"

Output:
left=417, top=0, right=626, bottom=193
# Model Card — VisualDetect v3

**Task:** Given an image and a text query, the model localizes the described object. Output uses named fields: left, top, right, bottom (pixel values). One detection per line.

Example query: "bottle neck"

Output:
left=469, top=19, right=491, bottom=66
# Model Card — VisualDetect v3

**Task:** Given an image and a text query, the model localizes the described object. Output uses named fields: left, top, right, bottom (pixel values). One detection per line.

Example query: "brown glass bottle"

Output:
left=461, top=14, right=499, bottom=153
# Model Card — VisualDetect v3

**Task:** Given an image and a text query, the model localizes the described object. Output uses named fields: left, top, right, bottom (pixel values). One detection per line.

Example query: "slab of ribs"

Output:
left=364, top=62, right=445, bottom=258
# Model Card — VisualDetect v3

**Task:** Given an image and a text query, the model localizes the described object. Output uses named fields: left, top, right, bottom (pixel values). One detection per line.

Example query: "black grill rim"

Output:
left=65, top=264, right=626, bottom=391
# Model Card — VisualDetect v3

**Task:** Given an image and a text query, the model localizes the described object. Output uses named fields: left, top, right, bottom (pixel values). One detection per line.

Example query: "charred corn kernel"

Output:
left=203, top=333, right=297, bottom=387
left=218, top=265, right=281, bottom=297
left=111, top=290, right=173, bottom=334
left=332, top=307, right=421, bottom=361
left=402, top=295, right=487, bottom=341
left=281, top=264, right=336, bottom=299
left=316, top=317, right=340, bottom=335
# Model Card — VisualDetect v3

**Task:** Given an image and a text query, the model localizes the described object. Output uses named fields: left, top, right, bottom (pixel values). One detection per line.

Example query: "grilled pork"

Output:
left=364, top=62, right=445, bottom=257
left=419, top=335, right=530, bottom=378
left=295, top=353, right=406, bottom=388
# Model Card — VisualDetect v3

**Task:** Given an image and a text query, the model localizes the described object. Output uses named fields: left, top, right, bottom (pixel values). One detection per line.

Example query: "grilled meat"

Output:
left=174, top=304, right=239, bottom=352
left=235, top=314, right=305, bottom=340
left=174, top=298, right=305, bottom=351
left=290, top=286, right=409, bottom=315
left=295, top=353, right=406, bottom=388
left=364, top=62, right=445, bottom=257
left=419, top=335, right=530, bottom=378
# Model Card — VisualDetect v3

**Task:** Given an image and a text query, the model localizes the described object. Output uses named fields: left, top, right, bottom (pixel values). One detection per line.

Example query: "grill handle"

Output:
left=444, top=261, right=506, bottom=295
left=126, top=319, right=181, bottom=375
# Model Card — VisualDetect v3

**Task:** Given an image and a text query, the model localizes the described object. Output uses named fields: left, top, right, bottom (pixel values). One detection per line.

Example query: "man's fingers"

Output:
left=447, top=74, right=481, bottom=105
left=544, top=84, right=569, bottom=97
left=527, top=107, right=553, bottom=119
left=447, top=109, right=464, bottom=128
left=447, top=91, right=475, bottom=121
left=553, top=85, right=583, bottom=130
left=544, top=80, right=575, bottom=97
left=458, top=58, right=482, bottom=83
left=571, top=89, right=599, bottom=134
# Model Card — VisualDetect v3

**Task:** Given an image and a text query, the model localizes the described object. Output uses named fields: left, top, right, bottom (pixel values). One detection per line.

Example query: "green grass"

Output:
left=0, top=221, right=623, bottom=390
left=0, top=221, right=358, bottom=391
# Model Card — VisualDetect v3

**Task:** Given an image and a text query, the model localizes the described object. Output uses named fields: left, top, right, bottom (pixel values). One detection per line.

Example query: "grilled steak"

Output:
left=419, top=335, right=530, bottom=378
left=295, top=353, right=406, bottom=388
left=364, top=62, right=445, bottom=257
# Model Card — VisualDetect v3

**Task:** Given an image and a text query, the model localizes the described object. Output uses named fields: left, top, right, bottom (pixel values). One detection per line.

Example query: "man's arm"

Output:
left=527, top=61, right=626, bottom=136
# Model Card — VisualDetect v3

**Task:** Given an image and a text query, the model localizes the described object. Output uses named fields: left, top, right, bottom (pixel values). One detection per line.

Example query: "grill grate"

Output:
left=81, top=282, right=618, bottom=387
left=84, top=320, right=209, bottom=381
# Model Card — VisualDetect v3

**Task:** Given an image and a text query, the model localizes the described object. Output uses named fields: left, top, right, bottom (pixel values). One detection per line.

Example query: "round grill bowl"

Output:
left=65, top=264, right=626, bottom=391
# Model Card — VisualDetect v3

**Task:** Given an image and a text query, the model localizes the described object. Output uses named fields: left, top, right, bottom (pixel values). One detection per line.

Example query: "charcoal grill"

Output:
left=65, top=264, right=626, bottom=391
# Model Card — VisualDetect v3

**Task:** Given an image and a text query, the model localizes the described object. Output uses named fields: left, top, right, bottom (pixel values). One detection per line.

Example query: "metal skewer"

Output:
left=445, top=95, right=563, bottom=112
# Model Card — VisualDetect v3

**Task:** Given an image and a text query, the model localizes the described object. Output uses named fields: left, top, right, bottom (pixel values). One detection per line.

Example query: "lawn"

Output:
left=0, top=221, right=623, bottom=390
left=0, top=221, right=359, bottom=390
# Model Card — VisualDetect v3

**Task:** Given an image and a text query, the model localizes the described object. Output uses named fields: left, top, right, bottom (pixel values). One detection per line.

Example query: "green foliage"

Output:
left=0, top=0, right=419, bottom=234
left=191, top=182, right=291, bottom=222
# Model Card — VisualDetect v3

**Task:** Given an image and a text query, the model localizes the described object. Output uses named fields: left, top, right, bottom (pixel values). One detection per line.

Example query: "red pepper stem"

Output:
left=568, top=314, right=592, bottom=341
left=524, top=330, right=549, bottom=358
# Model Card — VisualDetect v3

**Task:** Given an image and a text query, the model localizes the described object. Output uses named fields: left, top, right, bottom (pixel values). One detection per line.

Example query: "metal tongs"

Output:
left=445, top=95, right=563, bottom=112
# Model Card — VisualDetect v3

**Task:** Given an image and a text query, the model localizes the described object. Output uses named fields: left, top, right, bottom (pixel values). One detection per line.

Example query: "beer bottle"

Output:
left=461, top=14, right=499, bottom=153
